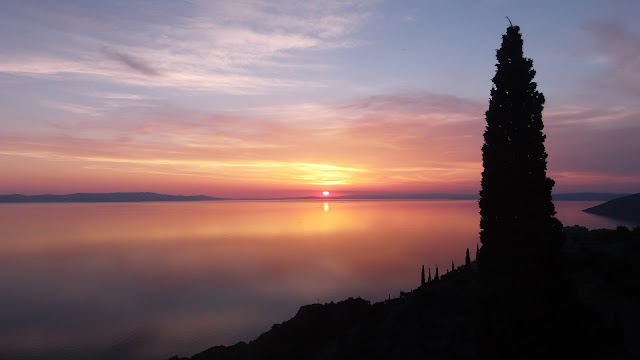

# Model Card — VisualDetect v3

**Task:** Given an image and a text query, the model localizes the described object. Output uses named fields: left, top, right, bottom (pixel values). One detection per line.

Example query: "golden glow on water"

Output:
left=0, top=200, right=625, bottom=360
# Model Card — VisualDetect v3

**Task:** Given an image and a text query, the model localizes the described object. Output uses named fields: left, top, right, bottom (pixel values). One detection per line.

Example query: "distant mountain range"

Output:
left=551, top=192, right=631, bottom=201
left=335, top=193, right=477, bottom=200
left=583, top=193, right=640, bottom=221
left=248, top=193, right=479, bottom=201
left=0, top=192, right=220, bottom=203
left=0, top=191, right=632, bottom=203
left=335, top=192, right=629, bottom=201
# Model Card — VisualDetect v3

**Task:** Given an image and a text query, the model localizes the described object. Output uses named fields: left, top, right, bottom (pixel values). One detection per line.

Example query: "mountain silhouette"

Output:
left=583, top=193, right=640, bottom=221
left=0, top=192, right=220, bottom=203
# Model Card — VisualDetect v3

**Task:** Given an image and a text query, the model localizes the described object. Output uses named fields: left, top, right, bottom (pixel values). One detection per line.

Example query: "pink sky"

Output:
left=1, top=1, right=639, bottom=197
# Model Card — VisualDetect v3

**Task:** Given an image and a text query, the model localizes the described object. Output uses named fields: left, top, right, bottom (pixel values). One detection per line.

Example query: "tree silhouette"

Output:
left=616, top=225, right=630, bottom=233
left=421, top=265, right=425, bottom=286
left=479, top=24, right=563, bottom=280
left=434, top=266, right=439, bottom=281
left=427, top=268, right=431, bottom=282
left=465, top=248, right=471, bottom=267
left=476, top=23, right=567, bottom=359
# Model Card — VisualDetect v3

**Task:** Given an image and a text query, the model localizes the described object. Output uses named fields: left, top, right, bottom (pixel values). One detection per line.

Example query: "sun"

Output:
left=322, top=191, right=330, bottom=197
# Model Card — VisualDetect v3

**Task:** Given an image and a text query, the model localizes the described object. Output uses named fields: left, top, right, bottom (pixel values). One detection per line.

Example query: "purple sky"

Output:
left=1, top=0, right=639, bottom=197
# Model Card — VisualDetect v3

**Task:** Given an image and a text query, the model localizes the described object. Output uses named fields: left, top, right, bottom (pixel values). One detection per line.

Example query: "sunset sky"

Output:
left=1, top=0, right=639, bottom=198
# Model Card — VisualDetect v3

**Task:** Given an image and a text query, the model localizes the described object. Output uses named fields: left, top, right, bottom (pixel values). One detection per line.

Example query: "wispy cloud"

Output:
left=43, top=94, right=156, bottom=121
left=0, top=90, right=487, bottom=193
left=584, top=21, right=640, bottom=97
left=46, top=101, right=103, bottom=117
left=546, top=105, right=640, bottom=129
left=0, top=0, right=373, bottom=93
left=544, top=103, right=640, bottom=191
left=100, top=46, right=162, bottom=77
left=95, top=92, right=148, bottom=100
left=2, top=69, right=640, bottom=195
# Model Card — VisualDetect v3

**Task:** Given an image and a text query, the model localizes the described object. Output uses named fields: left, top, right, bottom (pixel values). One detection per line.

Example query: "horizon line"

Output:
left=0, top=191, right=633, bottom=203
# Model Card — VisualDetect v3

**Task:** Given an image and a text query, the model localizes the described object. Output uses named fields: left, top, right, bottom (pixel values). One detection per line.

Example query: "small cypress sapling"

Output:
left=428, top=268, right=432, bottom=282
left=421, top=265, right=426, bottom=286
left=434, top=266, right=439, bottom=281
left=466, top=248, right=471, bottom=267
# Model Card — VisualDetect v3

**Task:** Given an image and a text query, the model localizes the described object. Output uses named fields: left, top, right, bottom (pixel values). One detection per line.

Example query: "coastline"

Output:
left=170, top=226, right=640, bottom=360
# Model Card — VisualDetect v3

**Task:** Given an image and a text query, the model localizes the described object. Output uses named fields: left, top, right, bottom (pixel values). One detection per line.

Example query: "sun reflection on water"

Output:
left=323, top=202, right=329, bottom=212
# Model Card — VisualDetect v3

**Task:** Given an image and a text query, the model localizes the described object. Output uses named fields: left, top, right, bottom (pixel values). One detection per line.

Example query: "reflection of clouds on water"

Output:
left=1, top=200, right=619, bottom=360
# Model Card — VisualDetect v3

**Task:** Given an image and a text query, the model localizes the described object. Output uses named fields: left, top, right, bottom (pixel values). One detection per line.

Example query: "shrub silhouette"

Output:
left=616, top=225, right=630, bottom=233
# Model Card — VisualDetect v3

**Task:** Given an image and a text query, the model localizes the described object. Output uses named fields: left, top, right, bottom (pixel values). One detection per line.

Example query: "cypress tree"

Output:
left=476, top=23, right=569, bottom=359
left=421, top=265, right=425, bottom=286
left=465, top=248, right=471, bottom=267
left=434, top=266, right=439, bottom=281
left=427, top=268, right=431, bottom=282
left=479, top=23, right=563, bottom=281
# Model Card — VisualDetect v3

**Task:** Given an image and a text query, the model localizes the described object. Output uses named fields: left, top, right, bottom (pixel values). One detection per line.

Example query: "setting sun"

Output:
left=322, top=191, right=330, bottom=196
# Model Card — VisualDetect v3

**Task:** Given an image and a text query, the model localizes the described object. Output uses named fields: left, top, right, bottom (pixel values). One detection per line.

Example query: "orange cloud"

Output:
left=0, top=92, right=487, bottom=196
left=2, top=91, right=639, bottom=196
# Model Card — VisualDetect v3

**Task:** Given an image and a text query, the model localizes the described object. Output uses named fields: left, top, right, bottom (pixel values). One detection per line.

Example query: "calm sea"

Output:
left=0, top=200, right=635, bottom=360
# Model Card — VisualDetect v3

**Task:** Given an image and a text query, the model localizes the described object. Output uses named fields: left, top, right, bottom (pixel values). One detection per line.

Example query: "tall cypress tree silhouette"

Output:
left=476, top=23, right=568, bottom=359
left=421, top=265, right=425, bottom=286
left=479, top=23, right=563, bottom=281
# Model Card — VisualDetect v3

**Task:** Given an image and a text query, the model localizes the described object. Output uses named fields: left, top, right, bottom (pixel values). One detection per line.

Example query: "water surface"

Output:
left=0, top=200, right=632, bottom=359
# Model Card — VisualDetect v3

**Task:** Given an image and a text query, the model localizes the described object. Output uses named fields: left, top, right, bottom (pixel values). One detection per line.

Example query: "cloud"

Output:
left=546, top=105, right=640, bottom=130
left=543, top=103, right=640, bottom=191
left=547, top=118, right=640, bottom=176
left=2, top=86, right=639, bottom=194
left=584, top=21, right=640, bottom=97
left=339, top=92, right=484, bottom=122
left=95, top=92, right=148, bottom=100
left=101, top=46, right=162, bottom=77
left=0, top=0, right=372, bottom=93
left=0, top=56, right=309, bottom=94
left=0, top=135, right=368, bottom=187
left=0, top=90, right=487, bottom=193
left=401, top=15, right=415, bottom=23
left=46, top=101, right=103, bottom=117
left=196, top=0, right=371, bottom=40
